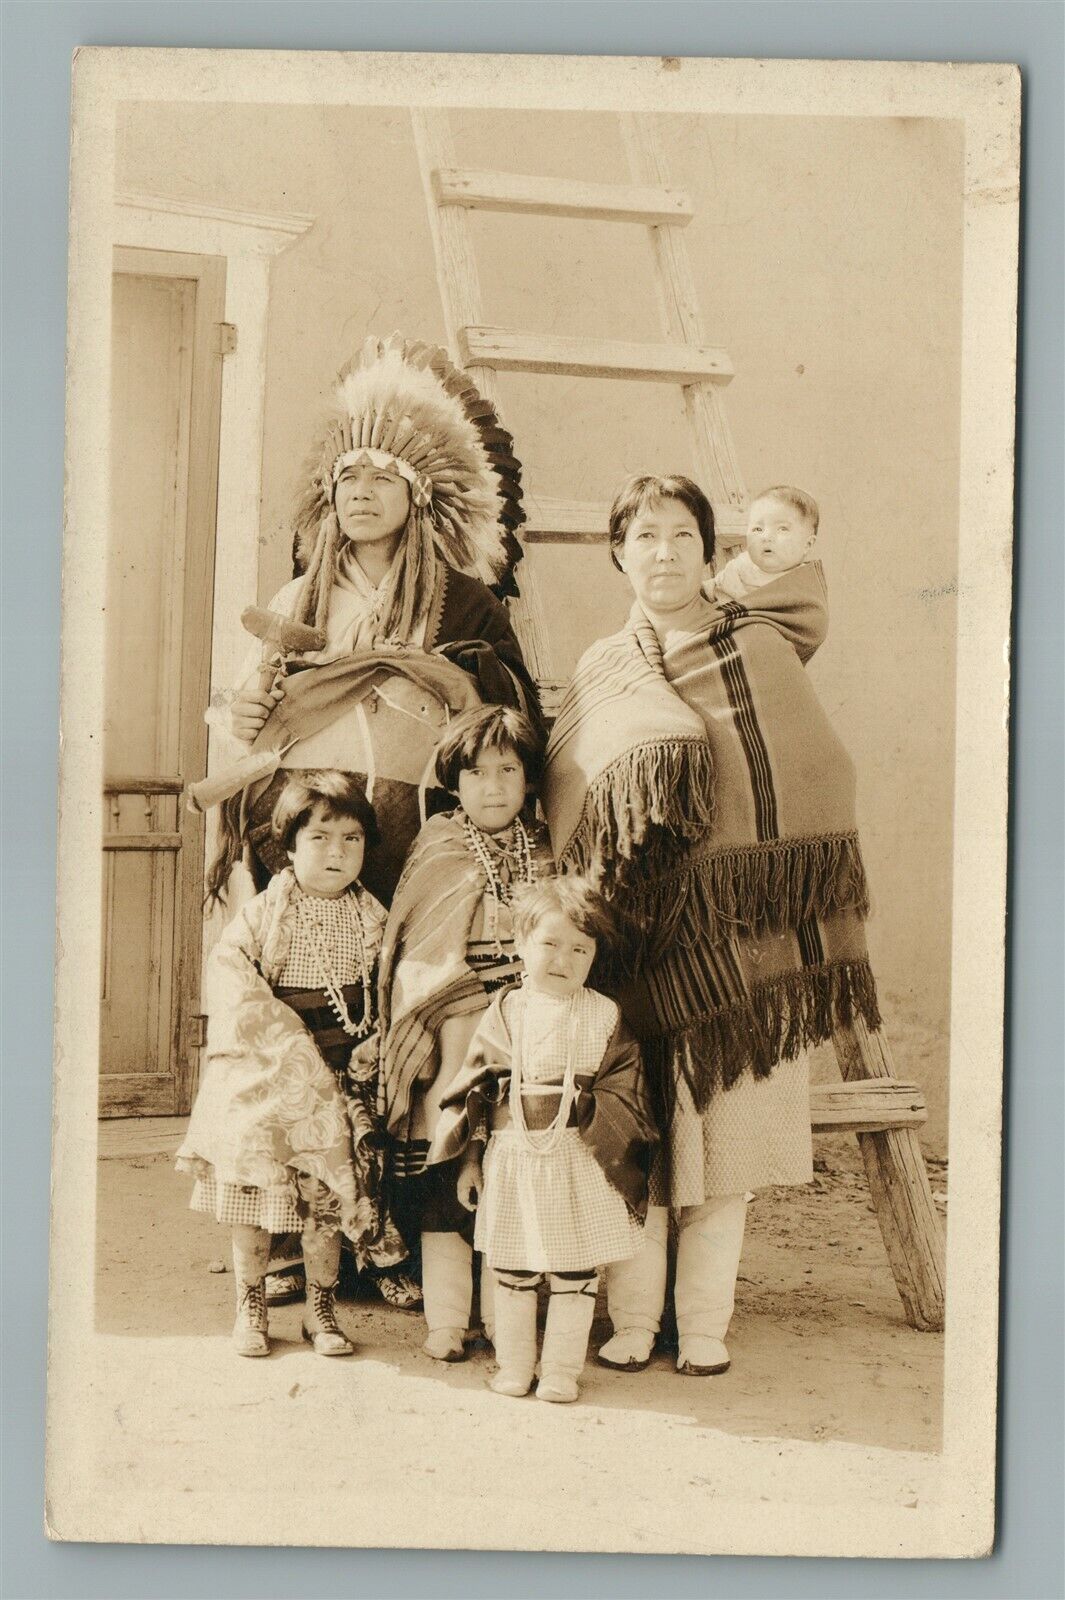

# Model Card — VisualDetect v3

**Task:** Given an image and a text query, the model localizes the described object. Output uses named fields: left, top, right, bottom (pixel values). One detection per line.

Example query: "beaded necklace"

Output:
left=509, top=988, right=581, bottom=1156
left=294, top=888, right=375, bottom=1040
left=461, top=813, right=537, bottom=957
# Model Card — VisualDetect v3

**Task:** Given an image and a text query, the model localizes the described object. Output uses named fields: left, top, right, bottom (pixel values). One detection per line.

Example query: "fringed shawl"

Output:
left=542, top=562, right=880, bottom=1114
left=426, top=988, right=658, bottom=1218
left=377, top=811, right=556, bottom=1138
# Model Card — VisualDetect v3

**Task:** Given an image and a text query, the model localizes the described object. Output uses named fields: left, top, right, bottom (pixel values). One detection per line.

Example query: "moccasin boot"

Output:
left=420, top=1231, right=472, bottom=1362
left=537, top=1278, right=597, bottom=1404
left=675, top=1193, right=747, bottom=1376
left=489, top=1275, right=538, bottom=1396
left=599, top=1205, right=668, bottom=1369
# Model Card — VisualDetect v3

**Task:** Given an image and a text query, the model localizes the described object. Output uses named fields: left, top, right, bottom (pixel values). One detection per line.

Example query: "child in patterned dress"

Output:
left=426, top=877, right=657, bottom=1404
left=377, top=705, right=554, bottom=1362
left=177, top=771, right=404, bottom=1357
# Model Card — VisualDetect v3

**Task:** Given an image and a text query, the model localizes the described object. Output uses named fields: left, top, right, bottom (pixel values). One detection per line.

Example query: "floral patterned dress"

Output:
left=176, top=869, right=405, bottom=1265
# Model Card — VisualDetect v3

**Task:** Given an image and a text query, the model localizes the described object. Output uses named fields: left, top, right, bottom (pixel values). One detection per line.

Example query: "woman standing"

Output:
left=542, top=474, right=879, bottom=1376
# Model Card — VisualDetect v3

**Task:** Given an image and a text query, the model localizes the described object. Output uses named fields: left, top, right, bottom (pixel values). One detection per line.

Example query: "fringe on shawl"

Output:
left=615, top=832, right=871, bottom=965
left=640, top=958, right=882, bottom=1122
left=558, top=739, right=716, bottom=887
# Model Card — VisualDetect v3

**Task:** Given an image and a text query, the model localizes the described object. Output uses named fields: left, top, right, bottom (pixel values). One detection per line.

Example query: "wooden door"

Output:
left=100, top=247, right=226, bottom=1116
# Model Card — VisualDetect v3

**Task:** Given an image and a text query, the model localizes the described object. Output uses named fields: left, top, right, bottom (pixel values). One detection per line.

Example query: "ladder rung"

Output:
left=433, top=168, right=693, bottom=227
left=810, top=1080, right=928, bottom=1136
left=460, top=327, right=734, bottom=385
left=522, top=496, right=748, bottom=544
left=524, top=497, right=607, bottom=539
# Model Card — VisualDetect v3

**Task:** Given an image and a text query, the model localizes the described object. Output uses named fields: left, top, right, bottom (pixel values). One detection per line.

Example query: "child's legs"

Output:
left=674, top=1193, right=747, bottom=1343
left=231, top=1224, right=271, bottom=1284
left=479, top=1252, right=495, bottom=1339
left=421, top=1231, right=473, bottom=1332
left=605, top=1204, right=669, bottom=1335
left=230, top=1225, right=271, bottom=1354
left=297, top=1178, right=343, bottom=1286
left=539, top=1272, right=598, bottom=1401
left=491, top=1268, right=541, bottom=1390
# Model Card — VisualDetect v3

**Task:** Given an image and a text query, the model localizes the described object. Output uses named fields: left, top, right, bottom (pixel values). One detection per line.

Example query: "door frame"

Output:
left=111, top=196, right=315, bottom=1001
left=104, top=247, right=225, bottom=1115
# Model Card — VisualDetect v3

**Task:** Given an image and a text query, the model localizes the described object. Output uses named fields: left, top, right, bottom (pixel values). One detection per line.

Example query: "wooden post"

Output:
left=832, top=1016, right=946, bottom=1332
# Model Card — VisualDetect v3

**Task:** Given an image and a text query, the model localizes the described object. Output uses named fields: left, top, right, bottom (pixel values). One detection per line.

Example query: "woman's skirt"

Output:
left=649, top=1053, right=814, bottom=1208
left=475, top=1127, right=644, bottom=1274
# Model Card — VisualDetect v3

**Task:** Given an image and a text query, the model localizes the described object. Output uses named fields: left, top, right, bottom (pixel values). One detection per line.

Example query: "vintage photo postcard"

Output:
left=48, top=47, right=1018, bottom=1557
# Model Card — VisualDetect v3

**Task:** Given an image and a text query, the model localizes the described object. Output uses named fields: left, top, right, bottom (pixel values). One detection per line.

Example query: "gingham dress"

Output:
left=189, top=886, right=383, bottom=1231
left=474, top=988, right=645, bottom=1273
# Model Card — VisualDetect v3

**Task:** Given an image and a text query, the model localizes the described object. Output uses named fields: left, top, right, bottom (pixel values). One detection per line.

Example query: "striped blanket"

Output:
left=377, top=810, right=556, bottom=1140
left=542, top=562, right=879, bottom=1112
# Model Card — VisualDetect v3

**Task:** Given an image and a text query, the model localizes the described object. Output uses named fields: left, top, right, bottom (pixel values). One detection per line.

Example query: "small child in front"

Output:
left=713, top=484, right=819, bottom=602
left=377, top=704, right=555, bottom=1362
left=426, top=877, right=657, bottom=1404
left=177, top=770, right=403, bottom=1358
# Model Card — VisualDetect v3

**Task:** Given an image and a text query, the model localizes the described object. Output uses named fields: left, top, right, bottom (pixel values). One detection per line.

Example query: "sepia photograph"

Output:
left=47, top=46, right=1018, bottom=1558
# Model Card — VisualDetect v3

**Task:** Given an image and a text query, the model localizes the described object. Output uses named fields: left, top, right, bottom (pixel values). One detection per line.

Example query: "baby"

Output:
left=713, top=485, right=819, bottom=603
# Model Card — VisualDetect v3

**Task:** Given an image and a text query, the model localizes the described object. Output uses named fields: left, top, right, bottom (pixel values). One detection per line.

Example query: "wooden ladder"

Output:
left=412, top=108, right=945, bottom=1332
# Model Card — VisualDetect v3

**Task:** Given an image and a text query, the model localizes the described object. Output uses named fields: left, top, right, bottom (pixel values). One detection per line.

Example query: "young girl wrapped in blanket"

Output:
left=425, top=876, right=657, bottom=1403
left=377, top=705, right=555, bottom=1362
left=177, top=770, right=404, bottom=1357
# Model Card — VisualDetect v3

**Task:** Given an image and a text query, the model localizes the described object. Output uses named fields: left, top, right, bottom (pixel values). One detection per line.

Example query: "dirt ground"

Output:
left=96, top=1133, right=945, bottom=1435
left=82, top=1109, right=948, bottom=1553
left=89, top=998, right=950, bottom=1551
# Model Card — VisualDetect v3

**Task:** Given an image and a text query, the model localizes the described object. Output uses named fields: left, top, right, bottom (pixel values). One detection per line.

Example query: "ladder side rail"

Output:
left=620, top=114, right=748, bottom=544
left=410, top=108, right=555, bottom=685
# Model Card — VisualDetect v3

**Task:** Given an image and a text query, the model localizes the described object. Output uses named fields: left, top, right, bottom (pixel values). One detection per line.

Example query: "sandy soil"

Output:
left=96, top=1134, right=945, bottom=1429
left=88, top=996, right=951, bottom=1552
left=78, top=1117, right=949, bottom=1553
left=80, top=1131, right=948, bottom=1553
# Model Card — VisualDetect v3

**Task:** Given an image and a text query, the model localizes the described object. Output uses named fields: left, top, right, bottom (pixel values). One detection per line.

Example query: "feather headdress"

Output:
left=291, top=334, right=525, bottom=615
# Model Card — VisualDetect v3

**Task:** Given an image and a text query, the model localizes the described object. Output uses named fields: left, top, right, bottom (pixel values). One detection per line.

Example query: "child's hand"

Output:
left=457, top=1156, right=483, bottom=1212
left=231, top=684, right=284, bottom=743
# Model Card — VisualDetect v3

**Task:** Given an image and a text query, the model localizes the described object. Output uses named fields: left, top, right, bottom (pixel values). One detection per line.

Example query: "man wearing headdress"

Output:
left=206, top=334, right=541, bottom=909
left=200, top=335, right=541, bottom=1307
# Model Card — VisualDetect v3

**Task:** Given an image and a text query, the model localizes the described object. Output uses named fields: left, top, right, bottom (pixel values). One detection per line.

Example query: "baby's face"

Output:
left=517, top=911, right=596, bottom=999
left=746, top=496, right=816, bottom=575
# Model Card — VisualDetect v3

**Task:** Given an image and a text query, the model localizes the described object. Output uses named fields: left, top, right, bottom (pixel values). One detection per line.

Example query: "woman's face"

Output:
left=333, top=460, right=411, bottom=552
left=616, top=496, right=707, bottom=613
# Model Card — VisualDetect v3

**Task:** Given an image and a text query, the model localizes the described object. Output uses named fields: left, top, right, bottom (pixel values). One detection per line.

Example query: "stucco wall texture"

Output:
left=118, top=103, right=962, bottom=1152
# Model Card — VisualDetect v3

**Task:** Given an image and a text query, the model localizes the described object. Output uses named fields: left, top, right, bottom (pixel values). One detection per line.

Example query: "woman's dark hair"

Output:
left=270, top=769, right=380, bottom=854
left=510, top=874, right=617, bottom=952
left=606, top=473, right=716, bottom=571
left=433, top=704, right=546, bottom=796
